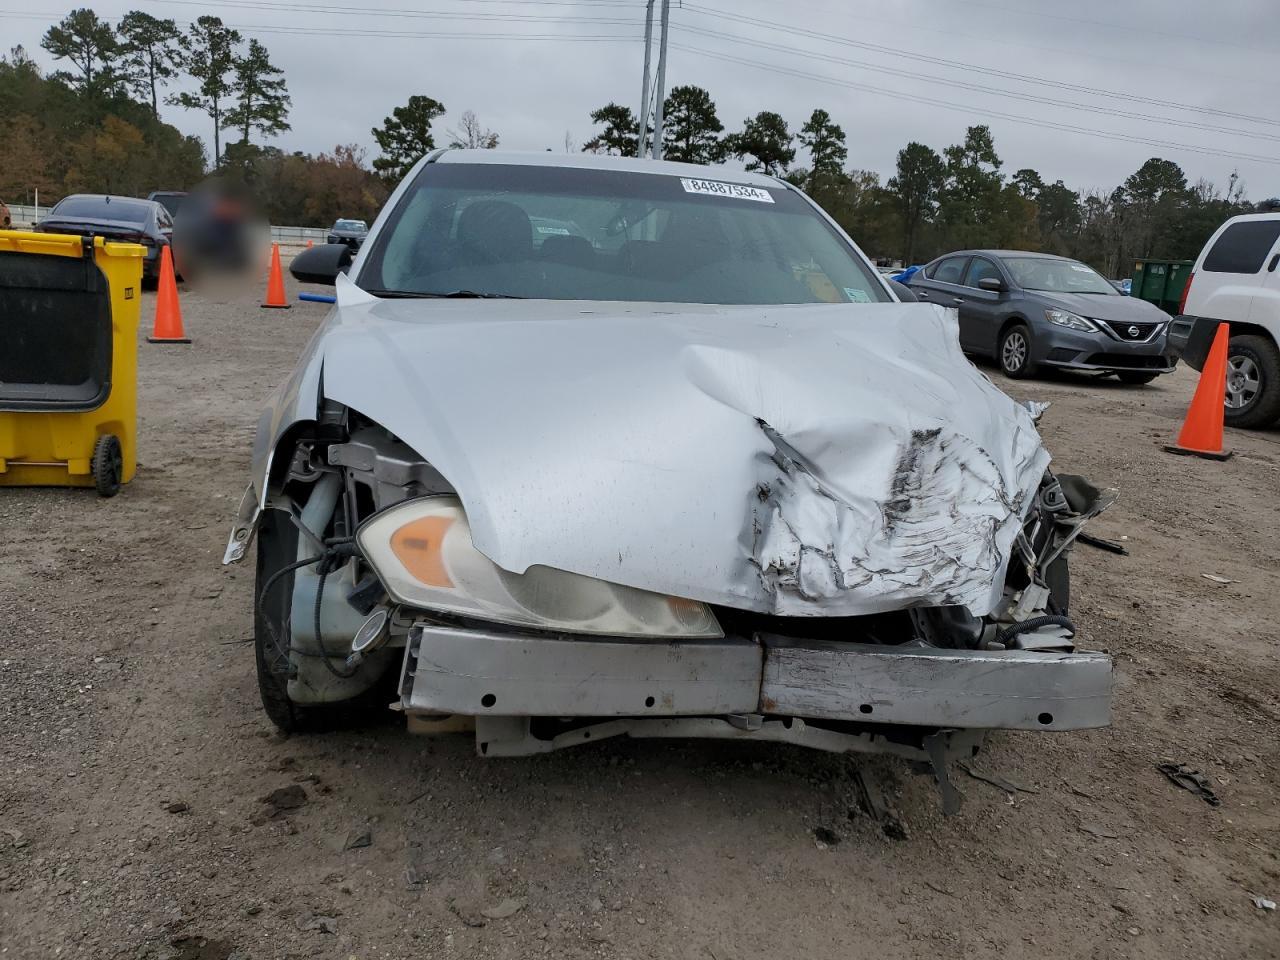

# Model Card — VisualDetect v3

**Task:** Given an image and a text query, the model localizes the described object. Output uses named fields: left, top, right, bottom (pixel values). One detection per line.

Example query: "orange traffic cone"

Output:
left=306, top=239, right=314, bottom=248
left=1165, top=322, right=1231, bottom=460
left=147, top=245, right=190, bottom=344
left=261, top=242, right=291, bottom=309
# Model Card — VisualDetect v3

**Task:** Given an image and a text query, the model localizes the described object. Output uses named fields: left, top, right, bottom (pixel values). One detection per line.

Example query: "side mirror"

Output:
left=290, top=242, right=353, bottom=286
left=888, top=279, right=918, bottom=302
left=978, top=276, right=1007, bottom=293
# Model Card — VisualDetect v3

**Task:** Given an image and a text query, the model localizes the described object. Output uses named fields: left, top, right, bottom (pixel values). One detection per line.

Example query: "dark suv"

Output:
left=908, top=250, right=1177, bottom=383
left=326, top=218, right=368, bottom=249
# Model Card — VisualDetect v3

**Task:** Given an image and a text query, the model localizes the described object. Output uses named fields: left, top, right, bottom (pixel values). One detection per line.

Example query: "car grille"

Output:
left=1086, top=353, right=1173, bottom=369
left=1093, top=318, right=1163, bottom=343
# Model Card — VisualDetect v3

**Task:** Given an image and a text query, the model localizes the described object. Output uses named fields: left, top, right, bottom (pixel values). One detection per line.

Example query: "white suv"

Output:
left=1170, top=211, right=1280, bottom=428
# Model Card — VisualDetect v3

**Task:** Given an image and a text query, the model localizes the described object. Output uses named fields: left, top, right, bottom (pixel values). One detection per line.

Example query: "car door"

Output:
left=957, top=256, right=1006, bottom=353
left=1247, top=226, right=1280, bottom=328
left=1192, top=217, right=1280, bottom=323
left=913, top=255, right=970, bottom=310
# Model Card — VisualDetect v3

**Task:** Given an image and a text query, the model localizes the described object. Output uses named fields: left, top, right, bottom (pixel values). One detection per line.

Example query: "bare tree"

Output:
left=447, top=110, right=499, bottom=150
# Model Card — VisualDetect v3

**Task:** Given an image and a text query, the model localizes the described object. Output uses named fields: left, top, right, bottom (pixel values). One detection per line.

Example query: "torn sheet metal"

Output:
left=251, top=298, right=1049, bottom=617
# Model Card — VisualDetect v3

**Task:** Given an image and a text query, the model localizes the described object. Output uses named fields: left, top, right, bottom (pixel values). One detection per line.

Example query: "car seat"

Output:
left=456, top=200, right=533, bottom=265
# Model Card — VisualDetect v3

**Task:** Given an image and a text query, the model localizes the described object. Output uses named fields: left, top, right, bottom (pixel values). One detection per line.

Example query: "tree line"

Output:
left=583, top=86, right=1267, bottom=275
left=3, top=11, right=1267, bottom=267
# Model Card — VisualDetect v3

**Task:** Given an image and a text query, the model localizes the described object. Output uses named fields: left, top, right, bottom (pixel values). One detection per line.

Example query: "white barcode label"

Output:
left=679, top=178, right=774, bottom=203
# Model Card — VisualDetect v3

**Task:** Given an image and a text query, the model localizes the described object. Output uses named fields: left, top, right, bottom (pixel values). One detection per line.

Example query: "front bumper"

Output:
left=400, top=624, right=1112, bottom=734
left=1033, top=322, right=1177, bottom=374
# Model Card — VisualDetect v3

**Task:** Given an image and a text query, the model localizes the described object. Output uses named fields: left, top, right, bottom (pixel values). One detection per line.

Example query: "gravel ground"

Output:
left=1, top=282, right=1277, bottom=960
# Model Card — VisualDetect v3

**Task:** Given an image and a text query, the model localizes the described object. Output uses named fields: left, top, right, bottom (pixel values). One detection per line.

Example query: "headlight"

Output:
left=1045, top=309, right=1097, bottom=332
left=356, top=497, right=723, bottom=638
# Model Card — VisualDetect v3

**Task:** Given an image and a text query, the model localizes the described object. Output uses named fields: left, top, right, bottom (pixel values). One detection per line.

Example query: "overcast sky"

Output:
left=6, top=0, right=1278, bottom=197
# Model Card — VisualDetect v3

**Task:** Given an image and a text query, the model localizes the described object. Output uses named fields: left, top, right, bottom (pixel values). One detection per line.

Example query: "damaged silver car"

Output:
left=224, top=150, right=1112, bottom=802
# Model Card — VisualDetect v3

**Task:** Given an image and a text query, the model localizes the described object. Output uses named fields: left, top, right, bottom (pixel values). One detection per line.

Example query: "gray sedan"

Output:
left=908, top=250, right=1177, bottom=383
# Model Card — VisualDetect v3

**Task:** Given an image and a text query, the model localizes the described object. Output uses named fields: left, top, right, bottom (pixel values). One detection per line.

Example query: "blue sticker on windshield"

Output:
left=844, top=287, right=871, bottom=303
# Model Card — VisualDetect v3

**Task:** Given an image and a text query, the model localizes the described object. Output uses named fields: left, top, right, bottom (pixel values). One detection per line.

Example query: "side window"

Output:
left=1203, top=220, right=1280, bottom=274
left=964, top=257, right=1002, bottom=288
left=932, top=256, right=969, bottom=285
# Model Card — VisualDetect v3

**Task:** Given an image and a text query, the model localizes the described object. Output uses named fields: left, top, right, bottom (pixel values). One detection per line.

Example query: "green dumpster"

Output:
left=1131, top=259, right=1193, bottom=313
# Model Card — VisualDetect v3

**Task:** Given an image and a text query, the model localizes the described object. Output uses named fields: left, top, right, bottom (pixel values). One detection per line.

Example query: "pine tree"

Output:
left=371, top=95, right=446, bottom=182
left=117, top=12, right=181, bottom=118
left=169, top=16, right=243, bottom=166
left=227, top=39, right=291, bottom=146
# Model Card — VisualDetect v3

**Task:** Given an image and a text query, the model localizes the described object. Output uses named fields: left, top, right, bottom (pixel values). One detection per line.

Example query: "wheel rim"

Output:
left=1003, top=331, right=1027, bottom=371
left=1225, top=354, right=1260, bottom=409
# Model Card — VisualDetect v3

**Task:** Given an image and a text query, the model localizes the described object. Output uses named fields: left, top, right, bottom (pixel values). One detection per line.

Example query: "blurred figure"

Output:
left=172, top=179, right=269, bottom=294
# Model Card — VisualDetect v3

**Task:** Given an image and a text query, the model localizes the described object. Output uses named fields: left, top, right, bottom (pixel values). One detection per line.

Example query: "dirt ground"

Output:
left=1, top=281, right=1277, bottom=960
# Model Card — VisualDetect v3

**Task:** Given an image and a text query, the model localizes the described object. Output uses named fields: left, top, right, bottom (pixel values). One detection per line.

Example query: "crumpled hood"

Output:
left=318, top=298, right=1050, bottom=617
left=1036, top=290, right=1168, bottom=324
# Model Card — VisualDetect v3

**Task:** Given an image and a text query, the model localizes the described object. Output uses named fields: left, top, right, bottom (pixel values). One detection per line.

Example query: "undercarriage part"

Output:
left=470, top=714, right=987, bottom=766
left=995, top=614, right=1076, bottom=647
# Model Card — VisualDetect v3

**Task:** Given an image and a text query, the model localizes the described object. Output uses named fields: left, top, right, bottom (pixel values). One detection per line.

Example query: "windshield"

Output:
left=154, top=195, right=184, bottom=215
left=334, top=219, right=366, bottom=231
left=52, top=196, right=150, bottom=224
left=359, top=163, right=890, bottom=304
left=1001, top=256, right=1116, bottom=295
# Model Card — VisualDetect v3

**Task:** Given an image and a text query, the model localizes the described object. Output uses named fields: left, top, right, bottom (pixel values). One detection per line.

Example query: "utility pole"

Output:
left=637, top=0, right=655, bottom=158
left=651, top=0, right=671, bottom=160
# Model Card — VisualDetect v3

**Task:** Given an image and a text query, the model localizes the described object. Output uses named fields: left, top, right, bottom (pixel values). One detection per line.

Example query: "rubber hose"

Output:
left=314, top=565, right=359, bottom=680
left=995, top=614, right=1076, bottom=647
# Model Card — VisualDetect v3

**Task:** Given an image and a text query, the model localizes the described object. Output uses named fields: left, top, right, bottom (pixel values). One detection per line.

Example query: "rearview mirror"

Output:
left=978, top=276, right=1006, bottom=293
left=290, top=242, right=353, bottom=286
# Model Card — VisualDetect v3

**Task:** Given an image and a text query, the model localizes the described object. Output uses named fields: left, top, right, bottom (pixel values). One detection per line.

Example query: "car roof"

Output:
left=433, top=148, right=786, bottom=187
left=937, top=249, right=1076, bottom=261
left=56, top=194, right=159, bottom=211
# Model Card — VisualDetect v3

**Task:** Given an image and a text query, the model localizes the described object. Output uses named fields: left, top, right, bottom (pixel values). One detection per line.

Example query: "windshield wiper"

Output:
left=432, top=290, right=524, bottom=299
left=366, top=289, right=524, bottom=299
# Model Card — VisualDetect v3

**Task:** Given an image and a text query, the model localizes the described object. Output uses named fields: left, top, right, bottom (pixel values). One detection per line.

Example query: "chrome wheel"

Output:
left=1002, top=331, right=1028, bottom=372
left=1226, top=354, right=1260, bottom=410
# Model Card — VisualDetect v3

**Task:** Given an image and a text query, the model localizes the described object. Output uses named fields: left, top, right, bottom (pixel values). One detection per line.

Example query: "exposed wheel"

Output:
left=91, top=434, right=123, bottom=497
left=255, top=508, right=391, bottom=733
left=1224, top=335, right=1280, bottom=429
left=999, top=324, right=1037, bottom=379
left=1116, top=371, right=1159, bottom=385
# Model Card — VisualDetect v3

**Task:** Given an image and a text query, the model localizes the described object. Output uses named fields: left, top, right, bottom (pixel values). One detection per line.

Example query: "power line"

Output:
left=681, top=2, right=1280, bottom=129
left=668, top=40, right=1280, bottom=167
left=674, top=21, right=1280, bottom=144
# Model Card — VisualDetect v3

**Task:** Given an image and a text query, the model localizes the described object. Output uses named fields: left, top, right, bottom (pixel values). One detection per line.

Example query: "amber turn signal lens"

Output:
left=389, top=515, right=455, bottom=588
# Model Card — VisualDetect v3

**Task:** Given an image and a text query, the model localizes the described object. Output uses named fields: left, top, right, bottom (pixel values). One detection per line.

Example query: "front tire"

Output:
left=254, top=507, right=393, bottom=733
left=1224, top=335, right=1280, bottom=429
left=1116, top=371, right=1159, bottom=385
left=1000, top=324, right=1037, bottom=379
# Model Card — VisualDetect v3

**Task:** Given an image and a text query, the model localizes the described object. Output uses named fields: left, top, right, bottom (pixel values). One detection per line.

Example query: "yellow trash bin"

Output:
left=0, top=230, right=145, bottom=496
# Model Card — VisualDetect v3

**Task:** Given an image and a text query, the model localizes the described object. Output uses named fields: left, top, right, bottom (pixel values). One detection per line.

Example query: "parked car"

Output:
left=326, top=218, right=368, bottom=249
left=36, top=194, right=173, bottom=283
left=907, top=250, right=1176, bottom=383
left=1169, top=212, right=1280, bottom=428
left=146, top=190, right=187, bottom=218
left=0, top=199, right=10, bottom=228
left=222, top=151, right=1111, bottom=787
left=1111, top=278, right=1132, bottom=296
